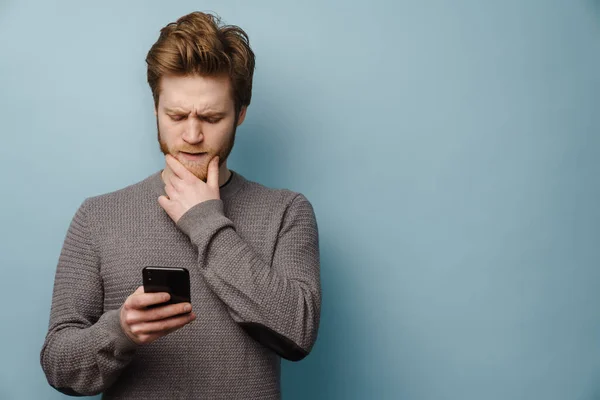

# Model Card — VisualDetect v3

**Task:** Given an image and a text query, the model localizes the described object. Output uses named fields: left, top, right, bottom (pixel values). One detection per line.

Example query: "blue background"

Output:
left=1, top=0, right=600, bottom=399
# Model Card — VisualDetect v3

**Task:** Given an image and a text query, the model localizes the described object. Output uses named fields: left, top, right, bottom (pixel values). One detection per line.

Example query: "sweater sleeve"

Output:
left=176, top=193, right=321, bottom=361
left=40, top=199, right=139, bottom=396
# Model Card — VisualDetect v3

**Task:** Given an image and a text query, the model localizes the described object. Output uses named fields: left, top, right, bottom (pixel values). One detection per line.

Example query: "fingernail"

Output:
left=184, top=304, right=191, bottom=312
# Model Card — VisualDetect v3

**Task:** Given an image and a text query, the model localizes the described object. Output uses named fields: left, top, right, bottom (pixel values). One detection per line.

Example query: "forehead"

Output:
left=158, top=74, right=234, bottom=112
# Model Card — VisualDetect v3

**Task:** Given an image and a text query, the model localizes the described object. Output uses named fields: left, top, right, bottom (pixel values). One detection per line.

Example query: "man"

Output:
left=40, top=11, right=321, bottom=399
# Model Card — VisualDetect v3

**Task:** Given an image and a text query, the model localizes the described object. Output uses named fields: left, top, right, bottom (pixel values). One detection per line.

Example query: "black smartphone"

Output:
left=142, top=266, right=191, bottom=308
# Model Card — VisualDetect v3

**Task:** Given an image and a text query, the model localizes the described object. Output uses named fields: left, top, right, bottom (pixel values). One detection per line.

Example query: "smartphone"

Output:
left=142, top=266, right=191, bottom=308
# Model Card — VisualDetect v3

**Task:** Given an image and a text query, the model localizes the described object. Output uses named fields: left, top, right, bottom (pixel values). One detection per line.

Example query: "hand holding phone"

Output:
left=119, top=267, right=194, bottom=345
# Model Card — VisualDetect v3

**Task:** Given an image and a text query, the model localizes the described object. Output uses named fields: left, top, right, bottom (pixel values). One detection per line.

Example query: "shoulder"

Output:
left=79, top=172, right=159, bottom=216
left=238, top=174, right=313, bottom=208
left=236, top=174, right=316, bottom=221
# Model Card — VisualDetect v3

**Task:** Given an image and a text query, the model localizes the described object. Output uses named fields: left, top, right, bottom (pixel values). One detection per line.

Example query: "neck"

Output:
left=219, top=163, right=232, bottom=187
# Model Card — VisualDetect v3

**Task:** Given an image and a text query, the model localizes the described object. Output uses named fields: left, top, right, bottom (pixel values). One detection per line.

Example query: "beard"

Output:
left=157, top=118, right=237, bottom=182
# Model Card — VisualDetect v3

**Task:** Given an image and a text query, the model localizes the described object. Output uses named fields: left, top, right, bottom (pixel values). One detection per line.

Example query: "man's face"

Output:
left=156, top=74, right=246, bottom=181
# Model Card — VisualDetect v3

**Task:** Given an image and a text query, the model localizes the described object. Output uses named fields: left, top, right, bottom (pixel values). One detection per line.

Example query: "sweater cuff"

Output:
left=176, top=199, right=234, bottom=246
left=98, top=308, right=139, bottom=356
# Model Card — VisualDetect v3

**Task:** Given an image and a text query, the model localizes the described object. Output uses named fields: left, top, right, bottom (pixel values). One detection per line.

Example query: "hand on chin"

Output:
left=158, top=154, right=221, bottom=223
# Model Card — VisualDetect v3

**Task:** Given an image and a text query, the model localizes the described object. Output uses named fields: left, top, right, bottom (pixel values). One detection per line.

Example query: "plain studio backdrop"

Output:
left=1, top=0, right=600, bottom=399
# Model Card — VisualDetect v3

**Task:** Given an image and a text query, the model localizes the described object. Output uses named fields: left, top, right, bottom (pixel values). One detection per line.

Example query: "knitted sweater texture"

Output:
left=40, top=170, right=321, bottom=399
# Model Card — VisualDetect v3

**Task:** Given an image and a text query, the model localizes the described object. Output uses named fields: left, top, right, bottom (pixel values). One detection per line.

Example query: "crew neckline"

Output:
left=147, top=168, right=246, bottom=201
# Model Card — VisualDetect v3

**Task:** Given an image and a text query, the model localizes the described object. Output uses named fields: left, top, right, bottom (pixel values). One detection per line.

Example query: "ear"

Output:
left=236, top=106, right=247, bottom=127
left=154, top=106, right=158, bottom=117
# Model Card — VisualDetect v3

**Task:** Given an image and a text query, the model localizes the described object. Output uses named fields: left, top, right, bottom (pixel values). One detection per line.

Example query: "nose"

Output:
left=181, top=117, right=204, bottom=144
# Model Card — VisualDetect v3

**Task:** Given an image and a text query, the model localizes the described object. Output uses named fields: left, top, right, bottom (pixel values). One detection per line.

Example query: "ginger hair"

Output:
left=146, top=11, right=255, bottom=114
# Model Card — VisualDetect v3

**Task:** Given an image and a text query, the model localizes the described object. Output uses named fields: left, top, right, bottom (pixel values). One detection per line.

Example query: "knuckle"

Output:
left=124, top=314, right=136, bottom=325
left=153, top=310, right=166, bottom=321
left=128, top=299, right=139, bottom=309
left=130, top=325, right=142, bottom=335
left=158, top=321, right=170, bottom=331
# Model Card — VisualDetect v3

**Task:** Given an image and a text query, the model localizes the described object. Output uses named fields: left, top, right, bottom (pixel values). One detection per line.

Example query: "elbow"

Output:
left=238, top=322, right=316, bottom=362
left=45, top=375, right=105, bottom=397
left=40, top=349, right=104, bottom=397
left=236, top=281, right=321, bottom=361
left=42, top=366, right=104, bottom=397
left=283, top=347, right=310, bottom=362
left=42, top=367, right=103, bottom=397
left=50, top=385, right=92, bottom=397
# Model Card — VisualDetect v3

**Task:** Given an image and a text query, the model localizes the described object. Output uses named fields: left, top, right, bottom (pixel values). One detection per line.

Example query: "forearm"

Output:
left=41, top=199, right=138, bottom=395
left=177, top=196, right=321, bottom=361
left=203, top=226, right=320, bottom=359
left=40, top=308, right=138, bottom=396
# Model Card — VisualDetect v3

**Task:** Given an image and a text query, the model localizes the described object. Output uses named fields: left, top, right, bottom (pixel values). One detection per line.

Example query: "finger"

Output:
left=162, top=165, right=172, bottom=184
left=158, top=195, right=169, bottom=210
left=163, top=166, right=181, bottom=191
left=128, top=302, right=192, bottom=324
left=166, top=154, right=194, bottom=181
left=154, top=320, right=192, bottom=338
left=132, top=311, right=196, bottom=334
left=164, top=181, right=177, bottom=199
left=143, top=321, right=191, bottom=344
left=126, top=291, right=171, bottom=310
left=142, top=302, right=192, bottom=323
left=134, top=286, right=144, bottom=294
left=207, top=156, right=220, bottom=189
left=157, top=196, right=178, bottom=222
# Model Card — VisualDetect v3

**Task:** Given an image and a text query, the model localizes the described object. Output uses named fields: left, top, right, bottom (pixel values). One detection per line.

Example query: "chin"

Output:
left=181, top=163, right=209, bottom=181
left=192, top=172, right=208, bottom=182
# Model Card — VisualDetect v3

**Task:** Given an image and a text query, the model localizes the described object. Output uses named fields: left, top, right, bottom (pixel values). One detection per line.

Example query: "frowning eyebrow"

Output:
left=164, top=107, right=226, bottom=117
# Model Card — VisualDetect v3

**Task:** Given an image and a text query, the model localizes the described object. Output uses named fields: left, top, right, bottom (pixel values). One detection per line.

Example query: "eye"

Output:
left=169, top=115, right=185, bottom=122
left=205, top=118, right=221, bottom=124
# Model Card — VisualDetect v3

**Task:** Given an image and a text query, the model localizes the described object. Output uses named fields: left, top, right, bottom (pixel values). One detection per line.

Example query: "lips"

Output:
left=180, top=151, right=207, bottom=161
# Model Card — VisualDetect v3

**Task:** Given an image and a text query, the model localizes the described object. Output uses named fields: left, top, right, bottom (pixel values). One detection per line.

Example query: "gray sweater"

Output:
left=40, top=169, right=321, bottom=399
